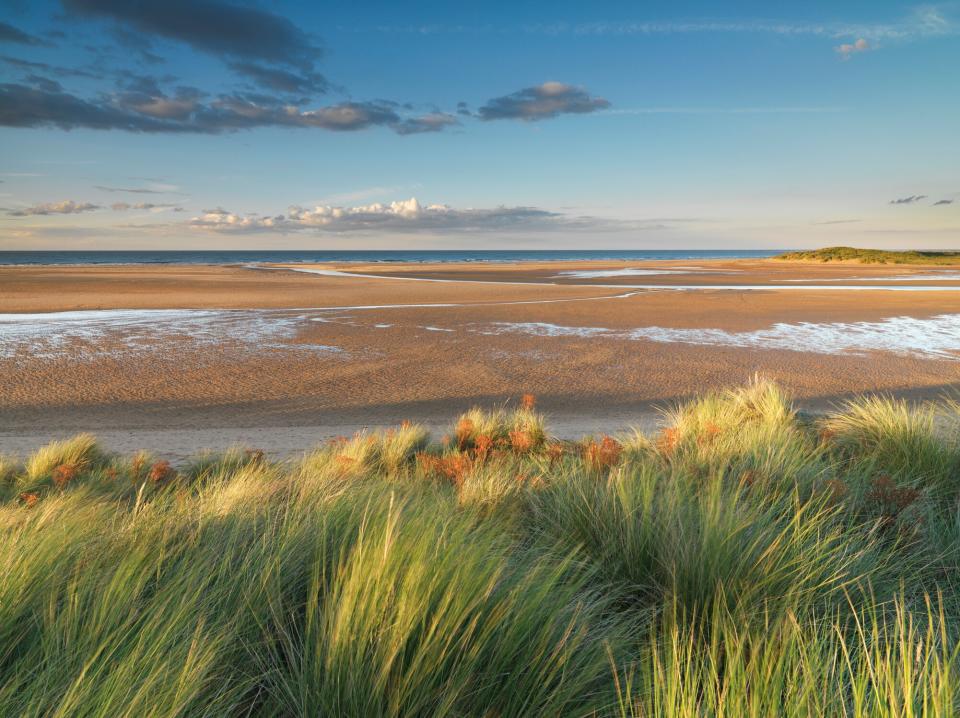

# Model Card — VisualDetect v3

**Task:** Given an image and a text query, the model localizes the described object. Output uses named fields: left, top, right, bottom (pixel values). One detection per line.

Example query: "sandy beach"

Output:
left=2, top=258, right=960, bottom=461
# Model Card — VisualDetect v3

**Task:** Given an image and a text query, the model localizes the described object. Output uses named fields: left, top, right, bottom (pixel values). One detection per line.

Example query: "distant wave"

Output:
left=0, top=249, right=782, bottom=266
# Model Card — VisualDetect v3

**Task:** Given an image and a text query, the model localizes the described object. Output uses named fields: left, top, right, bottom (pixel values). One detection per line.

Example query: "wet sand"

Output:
left=2, top=259, right=959, bottom=461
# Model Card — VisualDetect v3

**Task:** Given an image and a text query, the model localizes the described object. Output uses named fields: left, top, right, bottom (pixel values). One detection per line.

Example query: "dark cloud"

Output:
left=478, top=81, right=610, bottom=121
left=108, top=25, right=166, bottom=65
left=229, top=62, right=329, bottom=96
left=24, top=74, right=64, bottom=93
left=0, top=83, right=456, bottom=135
left=392, top=112, right=459, bottom=135
left=96, top=185, right=166, bottom=194
left=7, top=200, right=99, bottom=216
left=110, top=201, right=180, bottom=211
left=0, top=21, right=50, bottom=47
left=115, top=72, right=178, bottom=95
left=60, top=0, right=322, bottom=70
left=0, top=83, right=189, bottom=132
left=1, top=54, right=102, bottom=79
left=933, top=199, right=954, bottom=206
left=114, top=84, right=205, bottom=121
left=889, top=195, right=927, bottom=204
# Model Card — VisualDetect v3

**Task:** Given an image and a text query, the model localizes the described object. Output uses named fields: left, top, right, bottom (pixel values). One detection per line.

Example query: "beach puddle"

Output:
left=479, top=314, right=960, bottom=361
left=277, top=266, right=960, bottom=291
left=0, top=309, right=343, bottom=359
left=555, top=267, right=733, bottom=279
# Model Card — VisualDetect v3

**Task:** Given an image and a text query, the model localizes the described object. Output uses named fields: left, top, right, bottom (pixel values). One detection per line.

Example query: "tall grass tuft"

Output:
left=259, top=494, right=625, bottom=716
left=23, top=433, right=104, bottom=485
left=612, top=594, right=958, bottom=717
left=822, top=395, right=958, bottom=496
left=2, top=381, right=960, bottom=715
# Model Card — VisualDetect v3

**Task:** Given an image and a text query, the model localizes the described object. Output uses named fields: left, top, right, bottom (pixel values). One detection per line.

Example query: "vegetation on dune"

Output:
left=2, top=380, right=960, bottom=716
left=776, top=246, right=960, bottom=265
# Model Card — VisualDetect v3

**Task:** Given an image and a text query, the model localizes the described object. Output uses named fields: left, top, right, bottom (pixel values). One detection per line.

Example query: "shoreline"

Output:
left=4, top=257, right=960, bottom=315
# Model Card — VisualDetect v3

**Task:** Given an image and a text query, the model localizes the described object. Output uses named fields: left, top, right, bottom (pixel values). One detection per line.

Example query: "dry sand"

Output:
left=2, top=259, right=959, bottom=461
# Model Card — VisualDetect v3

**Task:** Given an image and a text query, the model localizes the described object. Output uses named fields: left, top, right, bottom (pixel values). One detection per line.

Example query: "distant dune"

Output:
left=777, top=246, right=960, bottom=265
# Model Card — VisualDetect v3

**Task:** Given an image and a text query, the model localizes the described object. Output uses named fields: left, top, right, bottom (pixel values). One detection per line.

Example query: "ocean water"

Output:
left=0, top=249, right=781, bottom=266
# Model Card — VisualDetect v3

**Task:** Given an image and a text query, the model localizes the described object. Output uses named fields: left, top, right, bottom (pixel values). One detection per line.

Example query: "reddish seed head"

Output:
left=52, top=463, right=79, bottom=488
left=521, top=393, right=536, bottom=411
left=148, top=460, right=173, bottom=483
left=509, top=429, right=533, bottom=454
left=585, top=436, right=621, bottom=472
left=867, top=476, right=919, bottom=516
left=20, top=492, right=39, bottom=508
left=417, top=451, right=473, bottom=486
left=546, top=442, right=564, bottom=464
left=473, top=434, right=493, bottom=461
left=657, top=428, right=680, bottom=454
left=455, top=418, right=475, bottom=450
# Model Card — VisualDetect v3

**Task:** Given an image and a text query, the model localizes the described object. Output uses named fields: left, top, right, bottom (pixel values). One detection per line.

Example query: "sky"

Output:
left=0, top=0, right=958, bottom=250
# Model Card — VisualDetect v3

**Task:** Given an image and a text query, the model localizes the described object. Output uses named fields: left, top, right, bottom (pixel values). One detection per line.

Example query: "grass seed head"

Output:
left=52, top=463, right=79, bottom=489
left=148, top=460, right=174, bottom=483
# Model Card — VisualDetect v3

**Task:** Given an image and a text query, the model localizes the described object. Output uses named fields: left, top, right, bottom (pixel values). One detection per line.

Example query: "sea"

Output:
left=0, top=249, right=782, bottom=265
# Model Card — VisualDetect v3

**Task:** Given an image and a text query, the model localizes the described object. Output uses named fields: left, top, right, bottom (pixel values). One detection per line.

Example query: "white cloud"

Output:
left=836, top=37, right=870, bottom=59
left=551, top=6, right=958, bottom=42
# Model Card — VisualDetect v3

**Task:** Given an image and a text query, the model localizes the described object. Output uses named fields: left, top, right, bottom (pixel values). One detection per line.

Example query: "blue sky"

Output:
left=1, top=0, right=958, bottom=249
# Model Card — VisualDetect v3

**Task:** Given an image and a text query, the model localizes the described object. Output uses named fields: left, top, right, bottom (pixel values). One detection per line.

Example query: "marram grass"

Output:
left=776, top=246, right=960, bottom=265
left=1, top=379, right=959, bottom=716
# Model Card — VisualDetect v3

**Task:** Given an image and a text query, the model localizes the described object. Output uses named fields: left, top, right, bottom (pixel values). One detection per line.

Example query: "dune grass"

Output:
left=1, top=379, right=959, bottom=715
left=776, top=246, right=960, bottom=265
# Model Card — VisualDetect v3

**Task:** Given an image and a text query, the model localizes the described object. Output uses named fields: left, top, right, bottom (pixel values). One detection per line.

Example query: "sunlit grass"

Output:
left=1, top=384, right=959, bottom=715
left=777, top=246, right=960, bottom=265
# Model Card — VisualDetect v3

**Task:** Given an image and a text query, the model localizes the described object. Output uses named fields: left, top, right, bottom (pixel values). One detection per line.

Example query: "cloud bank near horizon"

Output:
left=189, top=197, right=571, bottom=233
